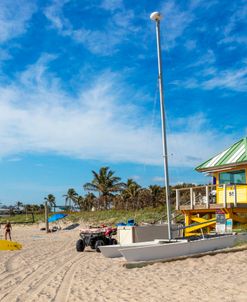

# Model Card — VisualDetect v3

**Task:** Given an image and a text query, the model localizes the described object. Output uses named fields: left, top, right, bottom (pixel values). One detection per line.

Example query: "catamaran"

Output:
left=99, top=11, right=242, bottom=262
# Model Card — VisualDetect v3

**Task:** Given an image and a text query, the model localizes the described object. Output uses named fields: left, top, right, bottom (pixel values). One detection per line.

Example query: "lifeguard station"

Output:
left=175, top=137, right=247, bottom=236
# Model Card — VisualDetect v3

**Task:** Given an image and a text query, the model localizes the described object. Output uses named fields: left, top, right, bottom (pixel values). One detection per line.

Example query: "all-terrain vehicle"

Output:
left=76, top=226, right=117, bottom=253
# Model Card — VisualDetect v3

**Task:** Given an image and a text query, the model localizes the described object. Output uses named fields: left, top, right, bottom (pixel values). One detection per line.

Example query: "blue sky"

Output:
left=0, top=0, right=246, bottom=204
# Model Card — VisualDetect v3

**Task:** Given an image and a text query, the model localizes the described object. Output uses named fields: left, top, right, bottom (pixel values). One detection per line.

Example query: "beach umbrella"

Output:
left=48, top=213, right=68, bottom=223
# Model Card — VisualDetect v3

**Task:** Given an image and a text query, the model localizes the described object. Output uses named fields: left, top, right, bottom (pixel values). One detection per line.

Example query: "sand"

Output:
left=0, top=224, right=247, bottom=302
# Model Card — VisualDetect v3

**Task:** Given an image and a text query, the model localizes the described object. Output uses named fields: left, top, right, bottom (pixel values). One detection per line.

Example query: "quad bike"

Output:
left=76, top=226, right=117, bottom=253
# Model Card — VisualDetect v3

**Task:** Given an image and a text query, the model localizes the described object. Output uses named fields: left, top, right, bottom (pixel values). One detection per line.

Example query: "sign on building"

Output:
left=226, top=219, right=233, bottom=233
left=216, top=210, right=226, bottom=234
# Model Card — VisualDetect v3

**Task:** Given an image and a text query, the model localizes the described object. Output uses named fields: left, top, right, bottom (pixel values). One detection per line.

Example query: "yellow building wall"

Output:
left=215, top=166, right=247, bottom=204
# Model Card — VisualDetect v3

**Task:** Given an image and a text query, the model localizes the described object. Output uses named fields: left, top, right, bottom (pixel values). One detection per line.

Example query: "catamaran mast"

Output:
left=150, top=12, right=172, bottom=240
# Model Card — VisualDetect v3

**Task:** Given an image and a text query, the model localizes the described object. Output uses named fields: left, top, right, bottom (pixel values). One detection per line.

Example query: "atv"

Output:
left=76, top=226, right=117, bottom=253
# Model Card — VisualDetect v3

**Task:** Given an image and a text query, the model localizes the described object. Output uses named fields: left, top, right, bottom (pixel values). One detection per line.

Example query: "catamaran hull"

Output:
left=119, top=235, right=237, bottom=262
left=99, top=241, right=160, bottom=258
left=99, top=239, right=182, bottom=258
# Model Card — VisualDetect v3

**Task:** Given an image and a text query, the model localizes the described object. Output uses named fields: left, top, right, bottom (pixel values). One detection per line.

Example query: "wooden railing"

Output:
left=175, top=184, right=247, bottom=210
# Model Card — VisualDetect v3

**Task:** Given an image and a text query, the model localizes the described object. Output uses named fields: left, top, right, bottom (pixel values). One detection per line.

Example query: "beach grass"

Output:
left=0, top=207, right=167, bottom=226
left=1, top=209, right=246, bottom=233
left=64, top=207, right=167, bottom=225
left=0, top=213, right=41, bottom=224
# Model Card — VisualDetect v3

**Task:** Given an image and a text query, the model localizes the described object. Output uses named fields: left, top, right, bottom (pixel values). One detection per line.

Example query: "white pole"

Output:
left=150, top=12, right=172, bottom=240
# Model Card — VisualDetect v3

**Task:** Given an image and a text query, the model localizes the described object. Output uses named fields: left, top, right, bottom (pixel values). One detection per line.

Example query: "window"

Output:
left=219, top=170, right=246, bottom=185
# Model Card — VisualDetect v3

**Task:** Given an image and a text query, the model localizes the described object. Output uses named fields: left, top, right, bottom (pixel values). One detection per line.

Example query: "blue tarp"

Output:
left=48, top=213, right=68, bottom=223
left=116, top=219, right=136, bottom=227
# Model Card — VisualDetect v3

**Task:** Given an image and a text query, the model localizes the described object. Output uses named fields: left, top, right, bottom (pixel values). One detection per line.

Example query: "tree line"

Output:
left=42, top=167, right=198, bottom=212
left=6, top=167, right=199, bottom=213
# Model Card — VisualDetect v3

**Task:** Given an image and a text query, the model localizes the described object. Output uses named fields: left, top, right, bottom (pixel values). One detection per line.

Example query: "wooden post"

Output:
left=185, top=213, right=191, bottom=237
left=223, top=184, right=227, bottom=208
left=171, top=212, right=176, bottom=224
left=176, top=189, right=180, bottom=210
left=206, top=186, right=209, bottom=209
left=193, top=191, right=196, bottom=206
left=45, top=201, right=49, bottom=233
left=234, top=185, right=237, bottom=207
left=190, top=188, right=193, bottom=209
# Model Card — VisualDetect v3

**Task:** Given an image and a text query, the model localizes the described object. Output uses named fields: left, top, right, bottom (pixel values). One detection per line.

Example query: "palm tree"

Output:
left=44, top=194, right=56, bottom=212
left=122, top=179, right=141, bottom=196
left=76, top=194, right=95, bottom=211
left=40, top=204, right=45, bottom=212
left=24, top=204, right=32, bottom=212
left=63, top=188, right=78, bottom=210
left=83, top=167, right=125, bottom=210
left=32, top=204, right=41, bottom=212
left=84, top=193, right=96, bottom=211
left=121, top=179, right=142, bottom=210
left=76, top=195, right=84, bottom=210
left=149, top=185, right=163, bottom=207
left=15, top=201, right=23, bottom=211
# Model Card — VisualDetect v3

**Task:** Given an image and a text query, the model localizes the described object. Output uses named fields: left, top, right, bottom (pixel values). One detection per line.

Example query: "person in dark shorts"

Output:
left=4, top=221, right=12, bottom=240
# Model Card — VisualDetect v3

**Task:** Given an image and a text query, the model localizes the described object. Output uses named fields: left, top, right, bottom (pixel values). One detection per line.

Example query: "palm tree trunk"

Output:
left=104, top=196, right=107, bottom=210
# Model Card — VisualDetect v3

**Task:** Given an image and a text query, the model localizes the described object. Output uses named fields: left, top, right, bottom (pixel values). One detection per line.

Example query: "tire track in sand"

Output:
left=1, top=252, right=84, bottom=302
left=0, top=239, right=76, bottom=301
left=53, top=253, right=86, bottom=302
left=0, top=234, right=72, bottom=280
left=17, top=252, right=85, bottom=302
left=0, top=240, right=75, bottom=287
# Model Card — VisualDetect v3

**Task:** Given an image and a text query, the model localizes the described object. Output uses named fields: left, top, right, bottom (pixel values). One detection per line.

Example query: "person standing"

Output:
left=4, top=221, right=12, bottom=241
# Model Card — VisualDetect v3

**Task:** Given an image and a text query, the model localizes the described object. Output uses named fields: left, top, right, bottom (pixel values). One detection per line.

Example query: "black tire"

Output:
left=76, top=239, right=85, bottom=252
left=52, top=226, right=58, bottom=232
left=95, top=240, right=104, bottom=253
left=90, top=239, right=96, bottom=249
left=111, top=238, right=118, bottom=245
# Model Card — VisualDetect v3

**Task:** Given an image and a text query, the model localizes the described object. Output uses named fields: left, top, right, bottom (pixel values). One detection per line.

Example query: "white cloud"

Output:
left=44, top=0, right=70, bottom=32
left=189, top=0, right=218, bottom=10
left=100, top=0, right=123, bottom=12
left=202, top=67, right=247, bottom=91
left=71, top=28, right=122, bottom=55
left=166, top=113, right=236, bottom=167
left=152, top=176, right=164, bottom=183
left=130, top=175, right=140, bottom=181
left=0, top=49, right=11, bottom=61
left=0, top=54, right=160, bottom=164
left=220, top=2, right=247, bottom=46
left=6, top=157, right=22, bottom=162
left=184, top=40, right=197, bottom=51
left=44, top=0, right=140, bottom=55
left=0, top=55, right=237, bottom=168
left=44, top=0, right=212, bottom=54
left=0, top=0, right=36, bottom=43
left=160, top=1, right=194, bottom=49
left=183, top=65, right=247, bottom=92
left=187, top=50, right=216, bottom=68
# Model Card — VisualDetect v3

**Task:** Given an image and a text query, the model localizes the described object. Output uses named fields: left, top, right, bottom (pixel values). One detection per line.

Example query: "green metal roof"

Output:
left=196, top=137, right=247, bottom=172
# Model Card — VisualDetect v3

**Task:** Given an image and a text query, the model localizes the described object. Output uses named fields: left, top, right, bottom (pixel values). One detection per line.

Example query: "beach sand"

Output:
left=0, top=224, right=247, bottom=302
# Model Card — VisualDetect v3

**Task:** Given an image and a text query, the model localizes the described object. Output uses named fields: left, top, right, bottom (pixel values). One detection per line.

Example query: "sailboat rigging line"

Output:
left=153, top=193, right=193, bottom=224
left=142, top=78, right=159, bottom=172
left=172, top=219, right=217, bottom=232
left=153, top=211, right=182, bottom=224
left=151, top=78, right=159, bottom=131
